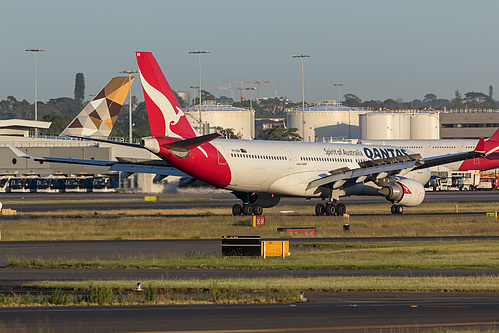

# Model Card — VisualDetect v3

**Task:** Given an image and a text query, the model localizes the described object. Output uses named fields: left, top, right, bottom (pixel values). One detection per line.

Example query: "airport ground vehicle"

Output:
left=0, top=174, right=117, bottom=193
left=428, top=170, right=497, bottom=191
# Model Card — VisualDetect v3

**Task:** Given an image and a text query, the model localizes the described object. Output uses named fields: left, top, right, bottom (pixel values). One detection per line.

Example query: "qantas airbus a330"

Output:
left=9, top=52, right=486, bottom=215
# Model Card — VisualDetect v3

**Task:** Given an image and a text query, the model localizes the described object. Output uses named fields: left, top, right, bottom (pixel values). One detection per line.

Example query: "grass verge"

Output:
left=1, top=212, right=498, bottom=241
left=25, top=276, right=499, bottom=293
left=7, top=240, right=499, bottom=270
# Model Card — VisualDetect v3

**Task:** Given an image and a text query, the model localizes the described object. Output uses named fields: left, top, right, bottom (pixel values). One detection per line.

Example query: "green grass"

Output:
left=24, top=275, right=499, bottom=293
left=8, top=240, right=499, bottom=270
left=1, top=212, right=498, bottom=241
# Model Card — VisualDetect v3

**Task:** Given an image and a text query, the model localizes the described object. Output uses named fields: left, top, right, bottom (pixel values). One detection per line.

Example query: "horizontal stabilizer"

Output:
left=162, top=132, right=221, bottom=149
left=65, top=135, right=143, bottom=149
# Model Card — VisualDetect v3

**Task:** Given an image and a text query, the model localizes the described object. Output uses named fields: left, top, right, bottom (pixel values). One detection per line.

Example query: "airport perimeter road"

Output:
left=0, top=293, right=497, bottom=333
left=0, top=190, right=498, bottom=212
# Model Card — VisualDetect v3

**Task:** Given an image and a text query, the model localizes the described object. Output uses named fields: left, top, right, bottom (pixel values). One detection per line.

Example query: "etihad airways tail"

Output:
left=61, top=76, right=133, bottom=137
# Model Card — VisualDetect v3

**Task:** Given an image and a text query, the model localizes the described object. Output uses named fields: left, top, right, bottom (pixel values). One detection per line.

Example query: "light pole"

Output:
left=334, top=83, right=343, bottom=103
left=292, top=54, right=309, bottom=142
left=189, top=50, right=209, bottom=134
left=120, top=70, right=138, bottom=143
left=26, top=48, right=45, bottom=137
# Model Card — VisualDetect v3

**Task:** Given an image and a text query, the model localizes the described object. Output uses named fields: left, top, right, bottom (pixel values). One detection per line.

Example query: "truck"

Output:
left=450, top=171, right=481, bottom=191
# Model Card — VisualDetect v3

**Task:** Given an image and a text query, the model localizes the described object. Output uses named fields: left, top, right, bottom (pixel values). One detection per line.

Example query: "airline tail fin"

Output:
left=61, top=76, right=133, bottom=137
left=487, top=128, right=499, bottom=142
left=136, top=51, right=198, bottom=139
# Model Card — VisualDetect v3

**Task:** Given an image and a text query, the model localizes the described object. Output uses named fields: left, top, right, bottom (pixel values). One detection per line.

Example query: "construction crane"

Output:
left=244, top=80, right=271, bottom=99
left=210, top=86, right=256, bottom=102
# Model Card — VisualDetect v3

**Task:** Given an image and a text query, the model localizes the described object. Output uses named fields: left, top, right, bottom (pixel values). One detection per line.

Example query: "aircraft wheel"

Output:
left=336, top=203, right=346, bottom=216
left=242, top=204, right=253, bottom=216
left=391, top=204, right=403, bottom=214
left=315, top=203, right=325, bottom=216
left=325, top=203, right=336, bottom=216
left=253, top=204, right=263, bottom=215
left=232, top=204, right=242, bottom=216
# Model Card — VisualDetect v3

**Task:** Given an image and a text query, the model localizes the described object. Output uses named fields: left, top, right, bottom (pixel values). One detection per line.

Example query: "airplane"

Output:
left=360, top=129, right=499, bottom=172
left=61, top=76, right=135, bottom=137
left=9, top=51, right=486, bottom=216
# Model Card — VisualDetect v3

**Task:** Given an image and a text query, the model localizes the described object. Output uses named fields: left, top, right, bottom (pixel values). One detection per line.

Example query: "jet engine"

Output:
left=233, top=191, right=281, bottom=208
left=378, top=178, right=425, bottom=207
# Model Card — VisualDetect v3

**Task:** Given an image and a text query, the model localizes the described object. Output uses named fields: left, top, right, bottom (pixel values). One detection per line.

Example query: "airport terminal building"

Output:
left=0, top=120, right=165, bottom=193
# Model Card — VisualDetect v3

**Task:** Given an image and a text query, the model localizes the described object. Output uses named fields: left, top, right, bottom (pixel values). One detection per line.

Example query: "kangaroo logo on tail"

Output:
left=136, top=51, right=197, bottom=139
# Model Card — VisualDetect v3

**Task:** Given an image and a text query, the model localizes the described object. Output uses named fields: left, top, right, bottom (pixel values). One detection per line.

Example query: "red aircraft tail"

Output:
left=136, top=51, right=197, bottom=139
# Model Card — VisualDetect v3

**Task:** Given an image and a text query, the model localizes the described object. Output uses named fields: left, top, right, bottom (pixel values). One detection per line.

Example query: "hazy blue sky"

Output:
left=2, top=0, right=499, bottom=105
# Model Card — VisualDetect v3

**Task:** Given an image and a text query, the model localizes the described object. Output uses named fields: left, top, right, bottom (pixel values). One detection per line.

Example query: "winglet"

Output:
left=7, top=145, right=28, bottom=158
left=474, top=137, right=485, bottom=154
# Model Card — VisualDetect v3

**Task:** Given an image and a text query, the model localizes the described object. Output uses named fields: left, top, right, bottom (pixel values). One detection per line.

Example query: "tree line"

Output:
left=0, top=72, right=496, bottom=140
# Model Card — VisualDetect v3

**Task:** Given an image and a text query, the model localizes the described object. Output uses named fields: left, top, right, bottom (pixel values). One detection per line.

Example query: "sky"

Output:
left=2, top=0, right=499, bottom=105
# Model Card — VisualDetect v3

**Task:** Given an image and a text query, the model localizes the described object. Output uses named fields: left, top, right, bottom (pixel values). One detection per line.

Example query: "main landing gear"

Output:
left=232, top=203, right=263, bottom=216
left=390, top=204, right=404, bottom=214
left=315, top=202, right=346, bottom=216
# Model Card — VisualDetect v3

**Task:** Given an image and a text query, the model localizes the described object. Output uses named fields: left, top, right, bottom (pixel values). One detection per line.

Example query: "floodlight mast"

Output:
left=292, top=54, right=310, bottom=142
left=120, top=69, right=139, bottom=143
left=334, top=83, right=343, bottom=103
left=26, top=48, right=45, bottom=138
left=189, top=50, right=210, bottom=134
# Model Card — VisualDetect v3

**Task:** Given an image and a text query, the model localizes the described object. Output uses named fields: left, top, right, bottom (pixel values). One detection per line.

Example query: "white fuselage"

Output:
left=211, top=139, right=429, bottom=197
left=360, top=139, right=478, bottom=171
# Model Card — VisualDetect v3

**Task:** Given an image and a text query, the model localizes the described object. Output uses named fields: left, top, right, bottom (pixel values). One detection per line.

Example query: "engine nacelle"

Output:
left=233, top=191, right=281, bottom=208
left=378, top=178, right=425, bottom=207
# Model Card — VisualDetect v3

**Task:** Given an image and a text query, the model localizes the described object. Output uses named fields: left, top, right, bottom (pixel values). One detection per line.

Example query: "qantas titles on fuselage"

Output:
left=231, top=146, right=410, bottom=160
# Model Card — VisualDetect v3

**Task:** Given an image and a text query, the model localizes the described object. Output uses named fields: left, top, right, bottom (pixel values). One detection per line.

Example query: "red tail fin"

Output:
left=488, top=128, right=499, bottom=142
left=136, top=51, right=197, bottom=139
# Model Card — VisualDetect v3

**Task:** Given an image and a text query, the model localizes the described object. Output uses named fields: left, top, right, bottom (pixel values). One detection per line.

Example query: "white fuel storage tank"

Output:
left=410, top=112, right=440, bottom=139
left=360, top=112, right=411, bottom=140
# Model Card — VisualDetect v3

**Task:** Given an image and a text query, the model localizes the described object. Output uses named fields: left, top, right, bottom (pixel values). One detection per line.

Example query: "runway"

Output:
left=0, top=189, right=498, bottom=213
left=0, top=293, right=497, bottom=332
left=1, top=237, right=498, bottom=332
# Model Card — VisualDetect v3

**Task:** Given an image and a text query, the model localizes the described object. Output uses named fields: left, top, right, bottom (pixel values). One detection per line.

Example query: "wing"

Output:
left=307, top=153, right=422, bottom=190
left=306, top=138, right=486, bottom=190
left=7, top=145, right=190, bottom=180
left=412, top=137, right=485, bottom=170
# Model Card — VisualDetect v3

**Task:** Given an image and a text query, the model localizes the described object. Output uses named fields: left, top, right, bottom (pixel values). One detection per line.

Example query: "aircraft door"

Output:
left=286, top=151, right=294, bottom=169
left=213, top=144, right=227, bottom=165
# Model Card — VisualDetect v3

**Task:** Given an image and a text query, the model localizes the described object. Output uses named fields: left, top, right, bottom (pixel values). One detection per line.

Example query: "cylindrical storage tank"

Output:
left=360, top=112, right=411, bottom=140
left=185, top=103, right=255, bottom=139
left=176, top=91, right=190, bottom=106
left=359, top=114, right=368, bottom=140
left=410, top=113, right=440, bottom=139
left=285, top=101, right=367, bottom=142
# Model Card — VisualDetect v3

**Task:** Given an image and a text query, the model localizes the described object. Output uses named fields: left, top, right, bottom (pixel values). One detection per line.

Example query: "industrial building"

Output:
left=284, top=102, right=499, bottom=141
left=440, top=109, right=499, bottom=139
left=0, top=122, right=168, bottom=193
